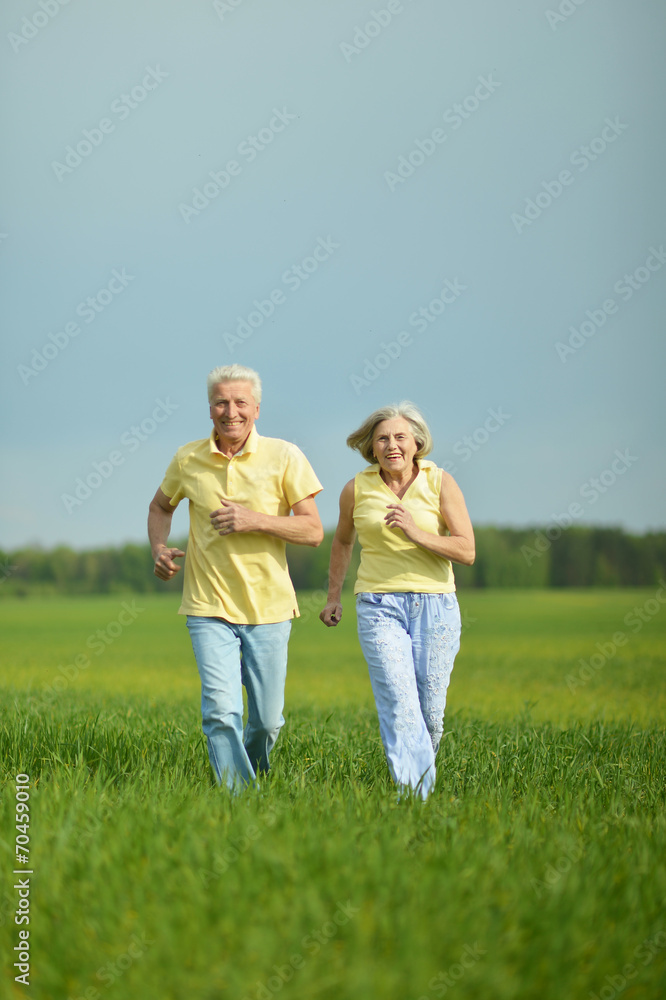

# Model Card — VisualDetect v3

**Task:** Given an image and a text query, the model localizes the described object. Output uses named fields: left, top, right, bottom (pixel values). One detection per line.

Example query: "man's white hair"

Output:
left=207, top=365, right=262, bottom=404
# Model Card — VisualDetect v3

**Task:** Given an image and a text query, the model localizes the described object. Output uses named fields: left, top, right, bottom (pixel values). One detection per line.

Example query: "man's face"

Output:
left=209, top=381, right=260, bottom=451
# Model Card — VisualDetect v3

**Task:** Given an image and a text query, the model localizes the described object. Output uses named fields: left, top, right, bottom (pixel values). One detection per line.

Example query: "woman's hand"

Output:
left=384, top=503, right=421, bottom=543
left=319, top=602, right=343, bottom=627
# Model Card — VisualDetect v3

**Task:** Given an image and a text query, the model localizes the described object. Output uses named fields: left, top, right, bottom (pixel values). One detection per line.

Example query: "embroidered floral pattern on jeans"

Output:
left=420, top=617, right=459, bottom=752
left=356, top=592, right=462, bottom=799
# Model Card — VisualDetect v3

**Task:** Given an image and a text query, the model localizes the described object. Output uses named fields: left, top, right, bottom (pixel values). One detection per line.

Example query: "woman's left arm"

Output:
left=384, top=471, right=475, bottom=566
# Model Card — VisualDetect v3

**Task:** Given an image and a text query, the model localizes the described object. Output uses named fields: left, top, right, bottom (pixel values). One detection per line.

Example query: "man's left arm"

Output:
left=209, top=495, right=324, bottom=547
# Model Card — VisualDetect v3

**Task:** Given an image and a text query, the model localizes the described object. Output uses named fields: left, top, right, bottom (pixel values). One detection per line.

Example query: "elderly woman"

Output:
left=320, top=402, right=475, bottom=799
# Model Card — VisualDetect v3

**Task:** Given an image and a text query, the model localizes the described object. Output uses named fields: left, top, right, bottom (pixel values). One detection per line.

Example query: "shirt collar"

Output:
left=209, top=424, right=260, bottom=458
left=363, top=457, right=433, bottom=474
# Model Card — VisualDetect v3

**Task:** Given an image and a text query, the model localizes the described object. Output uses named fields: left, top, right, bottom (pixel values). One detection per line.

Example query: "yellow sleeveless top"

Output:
left=353, top=459, right=456, bottom=594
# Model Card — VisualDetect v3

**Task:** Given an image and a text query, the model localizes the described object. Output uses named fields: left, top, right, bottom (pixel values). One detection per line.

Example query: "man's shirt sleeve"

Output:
left=160, top=450, right=186, bottom=506
left=282, top=444, right=323, bottom=508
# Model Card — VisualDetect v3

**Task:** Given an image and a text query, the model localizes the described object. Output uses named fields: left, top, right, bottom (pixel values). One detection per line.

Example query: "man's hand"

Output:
left=153, top=546, right=185, bottom=580
left=319, top=602, right=343, bottom=627
left=209, top=499, right=261, bottom=536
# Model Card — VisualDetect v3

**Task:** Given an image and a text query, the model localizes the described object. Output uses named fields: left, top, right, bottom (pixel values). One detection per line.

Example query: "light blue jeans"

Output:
left=356, top=592, right=461, bottom=800
left=186, top=616, right=292, bottom=790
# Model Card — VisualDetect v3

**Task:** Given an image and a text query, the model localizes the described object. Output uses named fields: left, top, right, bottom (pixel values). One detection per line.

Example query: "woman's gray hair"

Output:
left=207, top=364, right=262, bottom=404
left=346, top=401, right=433, bottom=464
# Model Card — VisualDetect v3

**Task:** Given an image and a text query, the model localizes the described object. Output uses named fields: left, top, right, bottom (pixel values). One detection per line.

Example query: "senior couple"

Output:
left=148, top=365, right=474, bottom=800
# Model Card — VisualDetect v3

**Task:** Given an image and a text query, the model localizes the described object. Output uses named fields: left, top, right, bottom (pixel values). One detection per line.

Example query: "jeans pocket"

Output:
left=357, top=593, right=384, bottom=605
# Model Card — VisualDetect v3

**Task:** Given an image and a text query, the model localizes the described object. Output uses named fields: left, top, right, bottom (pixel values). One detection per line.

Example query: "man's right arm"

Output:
left=148, top=488, right=185, bottom=580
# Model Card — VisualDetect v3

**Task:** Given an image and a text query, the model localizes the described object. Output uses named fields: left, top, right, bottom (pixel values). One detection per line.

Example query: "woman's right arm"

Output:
left=319, top=479, right=356, bottom=627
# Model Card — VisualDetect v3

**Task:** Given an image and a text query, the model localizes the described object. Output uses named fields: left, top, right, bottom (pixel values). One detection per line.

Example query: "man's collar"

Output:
left=208, top=425, right=259, bottom=457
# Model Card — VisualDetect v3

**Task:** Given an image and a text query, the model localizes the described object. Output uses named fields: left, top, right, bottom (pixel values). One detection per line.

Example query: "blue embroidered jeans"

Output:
left=356, top=592, right=461, bottom=799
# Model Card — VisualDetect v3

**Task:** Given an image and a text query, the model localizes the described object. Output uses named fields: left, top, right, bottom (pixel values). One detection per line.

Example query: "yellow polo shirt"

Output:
left=161, top=427, right=323, bottom=623
left=353, top=460, right=455, bottom=594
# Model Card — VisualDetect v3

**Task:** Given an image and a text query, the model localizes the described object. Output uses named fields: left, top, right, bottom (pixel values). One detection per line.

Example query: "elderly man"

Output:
left=148, top=364, right=323, bottom=789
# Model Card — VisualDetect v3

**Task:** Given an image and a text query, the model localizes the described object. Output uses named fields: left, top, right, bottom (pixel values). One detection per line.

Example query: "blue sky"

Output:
left=1, top=0, right=664, bottom=549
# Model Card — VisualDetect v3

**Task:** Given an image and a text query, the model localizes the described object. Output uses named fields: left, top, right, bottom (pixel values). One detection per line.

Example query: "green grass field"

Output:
left=1, top=590, right=665, bottom=999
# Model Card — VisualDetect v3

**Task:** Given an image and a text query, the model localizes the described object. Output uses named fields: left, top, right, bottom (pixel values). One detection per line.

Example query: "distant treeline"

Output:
left=1, top=526, right=665, bottom=597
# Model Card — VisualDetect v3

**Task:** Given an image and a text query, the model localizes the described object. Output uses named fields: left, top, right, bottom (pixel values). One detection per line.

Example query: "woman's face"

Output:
left=372, top=417, right=419, bottom=476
